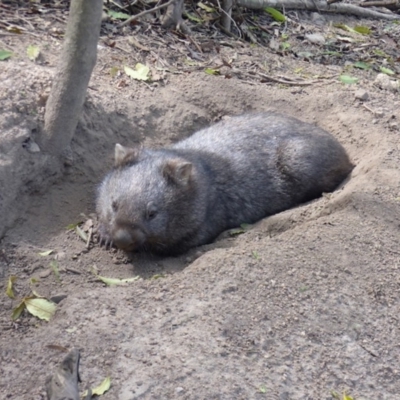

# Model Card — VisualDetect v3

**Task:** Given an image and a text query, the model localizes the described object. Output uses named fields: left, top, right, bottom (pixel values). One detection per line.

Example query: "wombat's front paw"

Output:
left=96, top=223, right=114, bottom=249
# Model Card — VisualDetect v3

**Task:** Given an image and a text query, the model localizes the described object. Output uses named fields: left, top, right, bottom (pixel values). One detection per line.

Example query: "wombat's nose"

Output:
left=113, top=228, right=145, bottom=251
left=113, top=229, right=134, bottom=250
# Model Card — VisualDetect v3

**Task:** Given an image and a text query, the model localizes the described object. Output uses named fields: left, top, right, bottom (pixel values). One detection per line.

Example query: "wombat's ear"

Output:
left=114, top=143, right=140, bottom=168
left=162, top=160, right=193, bottom=186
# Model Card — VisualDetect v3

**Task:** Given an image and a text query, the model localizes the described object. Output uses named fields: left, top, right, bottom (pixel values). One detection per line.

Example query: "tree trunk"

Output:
left=221, top=0, right=233, bottom=32
left=42, top=0, right=103, bottom=156
left=161, top=0, right=190, bottom=33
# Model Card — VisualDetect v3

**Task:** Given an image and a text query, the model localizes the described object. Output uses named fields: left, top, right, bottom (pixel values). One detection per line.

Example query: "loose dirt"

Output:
left=1, top=4, right=400, bottom=400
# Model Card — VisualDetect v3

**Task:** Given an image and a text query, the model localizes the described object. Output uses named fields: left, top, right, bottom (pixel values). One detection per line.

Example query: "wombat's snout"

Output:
left=113, top=227, right=145, bottom=251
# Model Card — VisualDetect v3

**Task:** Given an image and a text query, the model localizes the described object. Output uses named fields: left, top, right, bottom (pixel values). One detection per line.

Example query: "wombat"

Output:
left=96, top=112, right=353, bottom=255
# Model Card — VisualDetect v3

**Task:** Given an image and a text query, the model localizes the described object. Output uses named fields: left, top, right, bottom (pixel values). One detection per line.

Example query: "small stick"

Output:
left=258, top=72, right=317, bottom=86
left=86, top=227, right=93, bottom=249
left=362, top=103, right=380, bottom=115
left=118, top=0, right=176, bottom=28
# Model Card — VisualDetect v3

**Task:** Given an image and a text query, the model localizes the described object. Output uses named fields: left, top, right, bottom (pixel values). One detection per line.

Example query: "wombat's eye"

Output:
left=112, top=200, right=118, bottom=212
left=146, top=203, right=157, bottom=220
left=147, top=209, right=157, bottom=220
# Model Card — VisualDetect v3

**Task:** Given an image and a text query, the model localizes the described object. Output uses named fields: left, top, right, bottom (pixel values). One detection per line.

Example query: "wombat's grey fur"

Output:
left=96, top=112, right=353, bottom=255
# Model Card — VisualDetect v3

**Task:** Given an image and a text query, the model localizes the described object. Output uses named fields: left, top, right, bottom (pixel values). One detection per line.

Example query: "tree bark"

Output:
left=221, top=0, right=234, bottom=32
left=42, top=0, right=103, bottom=156
left=161, top=0, right=190, bottom=33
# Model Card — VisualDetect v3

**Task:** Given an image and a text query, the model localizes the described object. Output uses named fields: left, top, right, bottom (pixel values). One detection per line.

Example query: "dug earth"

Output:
left=96, top=112, right=353, bottom=255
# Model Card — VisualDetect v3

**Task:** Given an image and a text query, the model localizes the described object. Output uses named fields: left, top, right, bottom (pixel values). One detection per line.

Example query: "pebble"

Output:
left=311, top=12, right=326, bottom=26
left=39, top=269, right=51, bottom=278
left=50, top=294, right=68, bottom=304
left=354, top=89, right=369, bottom=101
left=374, top=73, right=399, bottom=92
left=305, top=33, right=325, bottom=45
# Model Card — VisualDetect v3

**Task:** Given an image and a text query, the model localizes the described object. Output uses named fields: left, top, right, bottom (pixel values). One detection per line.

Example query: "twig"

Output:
left=362, top=103, right=381, bottom=115
left=108, top=0, right=130, bottom=10
left=86, top=227, right=93, bottom=249
left=118, top=0, right=176, bottom=28
left=360, top=0, right=400, bottom=9
left=188, top=35, right=203, bottom=54
left=124, top=0, right=138, bottom=13
left=237, top=0, right=400, bottom=20
left=14, top=10, right=36, bottom=31
left=127, top=36, right=151, bottom=51
left=0, top=21, right=42, bottom=37
left=258, top=72, right=319, bottom=86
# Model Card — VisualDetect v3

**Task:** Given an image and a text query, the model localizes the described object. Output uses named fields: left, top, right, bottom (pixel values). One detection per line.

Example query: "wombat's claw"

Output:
left=98, top=235, right=113, bottom=250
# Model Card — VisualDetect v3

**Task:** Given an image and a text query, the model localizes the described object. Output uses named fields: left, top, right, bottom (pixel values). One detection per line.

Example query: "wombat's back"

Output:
left=173, top=112, right=353, bottom=224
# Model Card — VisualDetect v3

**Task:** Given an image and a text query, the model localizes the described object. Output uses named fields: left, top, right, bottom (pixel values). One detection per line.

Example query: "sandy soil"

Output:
left=1, top=4, right=400, bottom=400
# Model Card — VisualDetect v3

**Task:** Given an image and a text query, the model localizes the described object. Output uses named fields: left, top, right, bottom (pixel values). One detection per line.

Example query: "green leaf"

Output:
left=0, top=50, right=13, bottom=61
left=107, top=10, right=130, bottom=20
left=281, top=42, right=290, bottom=50
left=321, top=50, right=342, bottom=57
left=92, top=376, right=111, bottom=395
left=380, top=66, right=395, bottom=75
left=6, top=26, right=22, bottom=34
left=31, top=289, right=43, bottom=298
left=204, top=68, right=220, bottom=75
left=66, top=221, right=82, bottom=230
left=6, top=276, right=17, bottom=299
left=373, top=48, right=387, bottom=57
left=150, top=274, right=165, bottom=280
left=334, top=23, right=356, bottom=33
left=83, top=377, right=111, bottom=397
left=198, top=2, right=216, bottom=12
left=24, top=298, right=57, bottom=321
left=92, top=268, right=140, bottom=286
left=184, top=12, right=203, bottom=23
left=124, top=64, right=150, bottom=81
left=339, top=75, right=358, bottom=84
left=110, top=66, right=119, bottom=78
left=259, top=385, right=267, bottom=393
left=27, top=45, right=40, bottom=61
left=354, top=25, right=371, bottom=35
left=353, top=61, right=371, bottom=70
left=50, top=260, right=61, bottom=282
left=264, top=7, right=286, bottom=22
left=331, top=391, right=340, bottom=400
left=12, top=301, right=26, bottom=320
left=76, top=225, right=88, bottom=242
left=98, top=275, right=140, bottom=286
left=38, top=249, right=53, bottom=256
left=252, top=251, right=260, bottom=260
left=229, top=228, right=246, bottom=236
left=229, top=223, right=251, bottom=236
